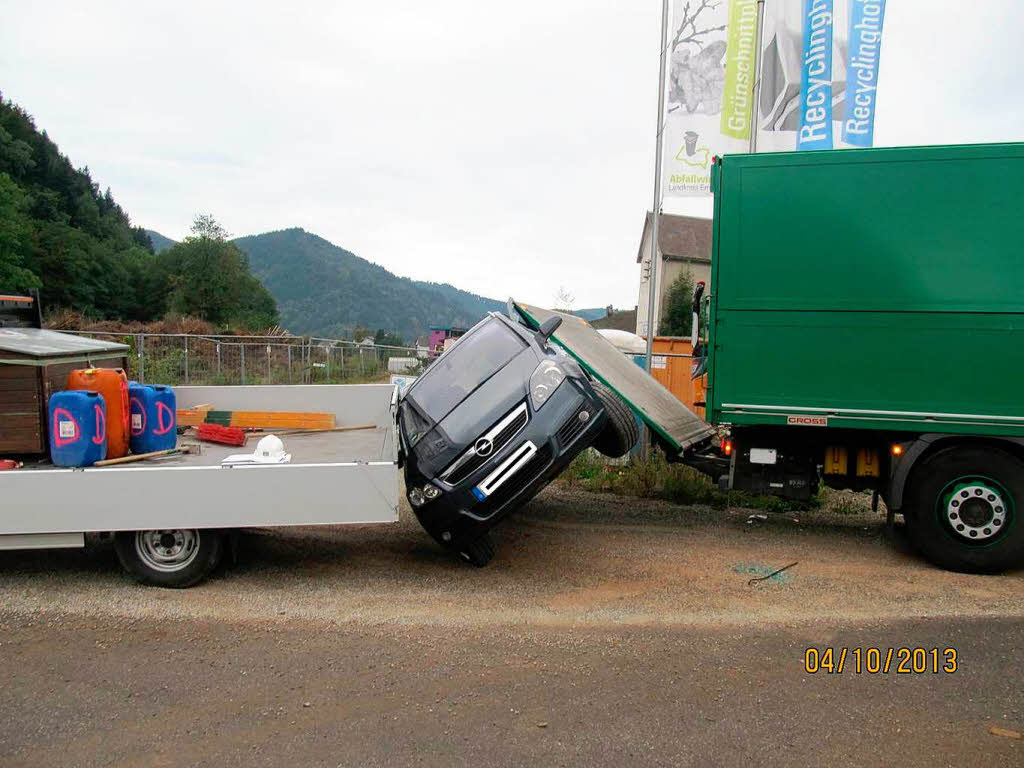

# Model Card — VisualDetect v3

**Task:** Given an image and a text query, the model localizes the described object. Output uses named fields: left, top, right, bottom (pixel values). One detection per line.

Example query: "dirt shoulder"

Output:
left=1, top=485, right=1020, bottom=630
left=3, top=487, right=1023, bottom=767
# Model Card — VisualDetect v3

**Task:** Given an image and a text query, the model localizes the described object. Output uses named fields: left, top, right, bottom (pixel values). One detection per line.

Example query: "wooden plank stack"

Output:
left=205, top=411, right=336, bottom=430
left=177, top=408, right=336, bottom=431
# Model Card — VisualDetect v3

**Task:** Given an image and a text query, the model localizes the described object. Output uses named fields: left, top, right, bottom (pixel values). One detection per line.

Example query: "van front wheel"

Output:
left=458, top=532, right=495, bottom=567
left=591, top=382, right=640, bottom=458
left=114, top=529, right=223, bottom=588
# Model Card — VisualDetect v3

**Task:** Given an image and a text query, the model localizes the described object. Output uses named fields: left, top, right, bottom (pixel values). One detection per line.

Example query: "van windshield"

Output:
left=407, top=319, right=526, bottom=423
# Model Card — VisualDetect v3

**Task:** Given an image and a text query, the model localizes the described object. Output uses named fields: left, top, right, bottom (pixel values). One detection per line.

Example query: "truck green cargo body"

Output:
left=707, top=143, right=1024, bottom=437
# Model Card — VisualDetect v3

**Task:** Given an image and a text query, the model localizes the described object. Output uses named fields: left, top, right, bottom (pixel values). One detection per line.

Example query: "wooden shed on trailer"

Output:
left=0, top=295, right=129, bottom=455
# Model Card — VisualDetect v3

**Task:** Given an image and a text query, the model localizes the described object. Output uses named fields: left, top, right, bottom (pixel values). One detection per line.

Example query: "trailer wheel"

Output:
left=903, top=446, right=1024, bottom=573
left=458, top=532, right=495, bottom=567
left=114, top=529, right=223, bottom=588
left=590, top=382, right=639, bottom=458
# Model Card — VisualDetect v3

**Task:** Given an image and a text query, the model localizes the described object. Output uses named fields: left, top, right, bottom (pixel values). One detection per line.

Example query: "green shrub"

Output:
left=556, top=447, right=822, bottom=511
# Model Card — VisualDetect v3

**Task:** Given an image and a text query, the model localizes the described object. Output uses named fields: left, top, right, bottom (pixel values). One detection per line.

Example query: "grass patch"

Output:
left=556, top=448, right=821, bottom=512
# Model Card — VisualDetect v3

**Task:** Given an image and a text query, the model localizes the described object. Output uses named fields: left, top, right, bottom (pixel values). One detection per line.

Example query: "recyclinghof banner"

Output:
left=663, top=0, right=887, bottom=196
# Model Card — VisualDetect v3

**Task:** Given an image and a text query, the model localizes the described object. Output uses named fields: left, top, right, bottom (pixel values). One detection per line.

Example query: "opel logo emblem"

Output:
left=474, top=438, right=494, bottom=457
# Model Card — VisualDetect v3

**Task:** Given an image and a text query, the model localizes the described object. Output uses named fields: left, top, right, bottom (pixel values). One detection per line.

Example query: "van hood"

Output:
left=409, top=348, right=537, bottom=476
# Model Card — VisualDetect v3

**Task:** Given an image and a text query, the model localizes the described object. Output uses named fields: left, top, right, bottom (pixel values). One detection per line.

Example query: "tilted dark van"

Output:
left=398, top=311, right=639, bottom=565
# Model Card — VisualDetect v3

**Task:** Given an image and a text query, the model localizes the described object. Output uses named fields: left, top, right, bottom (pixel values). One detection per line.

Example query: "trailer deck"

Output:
left=16, top=426, right=393, bottom=470
left=1, top=384, right=400, bottom=546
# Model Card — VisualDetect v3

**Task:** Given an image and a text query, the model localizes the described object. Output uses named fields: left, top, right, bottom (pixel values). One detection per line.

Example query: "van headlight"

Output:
left=409, top=484, right=441, bottom=507
left=530, top=360, right=566, bottom=409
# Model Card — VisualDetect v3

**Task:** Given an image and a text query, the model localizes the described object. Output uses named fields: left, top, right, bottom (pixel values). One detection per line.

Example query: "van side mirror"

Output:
left=539, top=316, right=562, bottom=340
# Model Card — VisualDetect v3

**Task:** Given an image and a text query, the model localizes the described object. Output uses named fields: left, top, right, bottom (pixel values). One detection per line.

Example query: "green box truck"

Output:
left=696, top=142, right=1024, bottom=573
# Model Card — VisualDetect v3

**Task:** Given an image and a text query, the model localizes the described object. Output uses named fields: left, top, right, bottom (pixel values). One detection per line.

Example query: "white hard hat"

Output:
left=254, top=434, right=290, bottom=463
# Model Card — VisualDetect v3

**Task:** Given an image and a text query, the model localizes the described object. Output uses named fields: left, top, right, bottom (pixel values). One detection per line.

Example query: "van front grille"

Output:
left=440, top=402, right=529, bottom=486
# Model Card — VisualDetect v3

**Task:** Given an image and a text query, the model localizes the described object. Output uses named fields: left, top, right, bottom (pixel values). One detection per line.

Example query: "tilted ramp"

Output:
left=512, top=301, right=713, bottom=453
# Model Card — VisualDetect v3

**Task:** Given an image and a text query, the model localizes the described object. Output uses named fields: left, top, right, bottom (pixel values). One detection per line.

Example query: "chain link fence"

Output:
left=70, top=332, right=426, bottom=387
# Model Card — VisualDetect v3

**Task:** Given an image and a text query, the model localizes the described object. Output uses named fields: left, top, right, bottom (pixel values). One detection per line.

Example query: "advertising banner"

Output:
left=663, top=0, right=757, bottom=196
left=756, top=0, right=886, bottom=152
left=663, top=0, right=886, bottom=195
left=842, top=0, right=886, bottom=146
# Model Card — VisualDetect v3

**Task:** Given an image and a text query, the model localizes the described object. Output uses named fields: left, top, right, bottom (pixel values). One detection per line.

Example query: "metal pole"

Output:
left=217, top=342, right=221, bottom=376
left=184, top=335, right=189, bottom=384
left=749, top=0, right=767, bottom=153
left=241, top=344, right=246, bottom=385
left=640, top=0, right=671, bottom=461
left=138, top=334, right=145, bottom=383
left=288, top=344, right=292, bottom=383
left=644, top=0, right=670, bottom=373
left=327, top=345, right=332, bottom=381
left=267, top=344, right=271, bottom=382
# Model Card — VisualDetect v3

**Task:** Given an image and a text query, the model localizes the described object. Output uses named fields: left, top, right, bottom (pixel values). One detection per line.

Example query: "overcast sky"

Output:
left=1, top=0, right=1020, bottom=310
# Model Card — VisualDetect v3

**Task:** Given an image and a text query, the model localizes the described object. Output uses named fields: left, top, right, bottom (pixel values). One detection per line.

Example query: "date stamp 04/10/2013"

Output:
left=803, top=647, right=959, bottom=675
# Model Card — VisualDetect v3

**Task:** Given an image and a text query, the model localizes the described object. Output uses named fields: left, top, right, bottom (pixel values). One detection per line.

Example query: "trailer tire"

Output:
left=114, top=529, right=224, bottom=588
left=591, top=382, right=639, bottom=458
left=458, top=532, right=495, bottom=568
left=903, top=446, right=1024, bottom=573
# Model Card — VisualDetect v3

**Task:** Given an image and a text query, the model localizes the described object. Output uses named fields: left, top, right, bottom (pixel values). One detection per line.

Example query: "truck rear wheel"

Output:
left=591, top=382, right=639, bottom=458
left=114, top=529, right=224, bottom=588
left=904, top=446, right=1024, bottom=573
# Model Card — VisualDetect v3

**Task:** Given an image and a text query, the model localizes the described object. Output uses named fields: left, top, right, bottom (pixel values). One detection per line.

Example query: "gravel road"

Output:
left=2, top=486, right=1022, bottom=766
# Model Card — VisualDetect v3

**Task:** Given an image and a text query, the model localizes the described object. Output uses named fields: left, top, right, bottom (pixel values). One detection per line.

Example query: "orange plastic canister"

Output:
left=66, top=368, right=130, bottom=458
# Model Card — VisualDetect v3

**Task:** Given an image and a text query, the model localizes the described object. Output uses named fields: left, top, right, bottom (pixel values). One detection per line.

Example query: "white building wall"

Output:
left=636, top=232, right=711, bottom=338
left=635, top=226, right=669, bottom=338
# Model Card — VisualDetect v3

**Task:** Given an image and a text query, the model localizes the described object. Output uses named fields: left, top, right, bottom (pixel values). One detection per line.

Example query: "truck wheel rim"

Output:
left=135, top=530, right=200, bottom=572
left=938, top=478, right=1012, bottom=544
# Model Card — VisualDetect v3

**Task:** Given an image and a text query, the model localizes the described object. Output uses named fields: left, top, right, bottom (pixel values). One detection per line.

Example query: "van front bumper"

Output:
left=405, top=380, right=606, bottom=550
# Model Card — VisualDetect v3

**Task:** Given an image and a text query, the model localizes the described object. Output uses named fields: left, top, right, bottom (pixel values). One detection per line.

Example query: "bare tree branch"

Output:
left=670, top=0, right=726, bottom=51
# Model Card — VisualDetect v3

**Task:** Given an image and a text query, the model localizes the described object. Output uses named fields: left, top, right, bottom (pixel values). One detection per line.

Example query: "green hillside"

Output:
left=0, top=96, right=155, bottom=319
left=234, top=228, right=505, bottom=342
left=145, top=229, right=177, bottom=254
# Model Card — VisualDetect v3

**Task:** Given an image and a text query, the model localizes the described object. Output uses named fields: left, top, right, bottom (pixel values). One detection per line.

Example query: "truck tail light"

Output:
left=722, top=438, right=733, bottom=456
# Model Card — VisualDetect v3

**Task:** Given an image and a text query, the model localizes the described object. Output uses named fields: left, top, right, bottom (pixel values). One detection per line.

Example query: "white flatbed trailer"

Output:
left=1, top=383, right=399, bottom=586
left=1, top=300, right=713, bottom=586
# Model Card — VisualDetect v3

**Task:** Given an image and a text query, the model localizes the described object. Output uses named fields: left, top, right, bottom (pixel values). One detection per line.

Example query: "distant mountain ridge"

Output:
left=144, top=229, right=177, bottom=254
left=143, top=226, right=611, bottom=341
left=228, top=228, right=505, bottom=341
left=572, top=307, right=609, bottom=322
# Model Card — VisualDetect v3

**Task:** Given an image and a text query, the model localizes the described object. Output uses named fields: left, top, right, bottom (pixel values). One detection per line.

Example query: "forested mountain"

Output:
left=145, top=229, right=176, bottom=254
left=234, top=228, right=505, bottom=342
left=0, top=96, right=156, bottom=318
left=0, top=95, right=276, bottom=328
